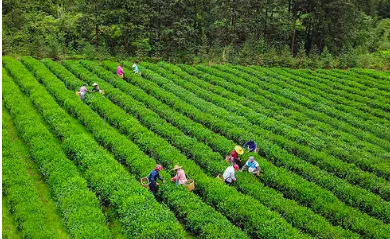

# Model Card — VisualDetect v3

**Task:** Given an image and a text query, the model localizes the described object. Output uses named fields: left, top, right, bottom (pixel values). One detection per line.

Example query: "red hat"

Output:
left=233, top=164, right=239, bottom=171
left=155, top=165, right=163, bottom=171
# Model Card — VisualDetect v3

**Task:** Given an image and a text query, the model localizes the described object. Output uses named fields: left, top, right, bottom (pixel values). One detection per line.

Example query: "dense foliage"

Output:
left=3, top=56, right=390, bottom=237
left=3, top=0, right=390, bottom=68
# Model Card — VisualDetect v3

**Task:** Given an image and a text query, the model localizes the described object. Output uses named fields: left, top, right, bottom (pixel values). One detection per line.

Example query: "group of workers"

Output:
left=147, top=164, right=188, bottom=196
left=147, top=139, right=261, bottom=195
left=223, top=140, right=261, bottom=185
left=116, top=62, right=140, bottom=79
left=78, top=83, right=103, bottom=101
left=78, top=62, right=140, bottom=101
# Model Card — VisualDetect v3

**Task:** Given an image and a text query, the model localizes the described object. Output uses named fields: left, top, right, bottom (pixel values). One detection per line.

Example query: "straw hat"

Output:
left=92, top=83, right=98, bottom=86
left=235, top=146, right=244, bottom=155
left=172, top=165, right=183, bottom=171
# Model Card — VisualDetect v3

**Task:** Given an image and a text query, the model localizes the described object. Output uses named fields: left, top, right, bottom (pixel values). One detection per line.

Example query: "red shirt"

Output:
left=231, top=150, right=238, bottom=159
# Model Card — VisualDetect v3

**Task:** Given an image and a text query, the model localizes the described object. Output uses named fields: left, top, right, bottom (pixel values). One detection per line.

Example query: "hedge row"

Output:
left=206, top=64, right=390, bottom=181
left=42, top=59, right=250, bottom=239
left=164, top=63, right=390, bottom=182
left=12, top=56, right=186, bottom=239
left=2, top=61, right=111, bottom=239
left=349, top=68, right=390, bottom=90
left=2, top=104, right=56, bottom=239
left=222, top=65, right=390, bottom=163
left=102, top=61, right=390, bottom=238
left=201, top=64, right=390, bottom=143
left=266, top=67, right=390, bottom=124
left=155, top=63, right=390, bottom=189
left=60, top=60, right=313, bottom=239
left=298, top=68, right=390, bottom=108
left=144, top=63, right=390, bottom=216
left=334, top=69, right=390, bottom=92
left=332, top=69, right=390, bottom=97
left=228, top=64, right=390, bottom=151
left=77, top=60, right=360, bottom=238
left=313, top=68, right=390, bottom=107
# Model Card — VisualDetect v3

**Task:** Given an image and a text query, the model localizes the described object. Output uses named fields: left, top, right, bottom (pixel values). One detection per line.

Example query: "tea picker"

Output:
left=223, top=164, right=239, bottom=185
left=241, top=156, right=261, bottom=176
left=171, top=165, right=195, bottom=192
left=147, top=165, right=166, bottom=196
left=243, top=139, right=258, bottom=153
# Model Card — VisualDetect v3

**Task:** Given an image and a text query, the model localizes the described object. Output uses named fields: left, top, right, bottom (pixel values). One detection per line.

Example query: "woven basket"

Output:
left=140, top=177, right=150, bottom=190
left=75, top=91, right=81, bottom=96
left=184, top=179, right=195, bottom=192
left=216, top=174, right=224, bottom=182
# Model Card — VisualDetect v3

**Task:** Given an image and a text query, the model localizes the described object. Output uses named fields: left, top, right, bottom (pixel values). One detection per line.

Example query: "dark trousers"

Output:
left=149, top=182, right=158, bottom=195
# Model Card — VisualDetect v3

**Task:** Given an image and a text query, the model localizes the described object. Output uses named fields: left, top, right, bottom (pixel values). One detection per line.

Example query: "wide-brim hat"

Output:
left=172, top=165, right=183, bottom=171
left=235, top=146, right=244, bottom=155
left=92, top=83, right=98, bottom=86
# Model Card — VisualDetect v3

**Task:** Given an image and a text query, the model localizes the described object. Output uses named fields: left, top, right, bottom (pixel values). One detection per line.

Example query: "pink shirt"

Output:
left=172, top=169, right=187, bottom=185
left=117, top=66, right=124, bottom=75
left=80, top=86, right=88, bottom=94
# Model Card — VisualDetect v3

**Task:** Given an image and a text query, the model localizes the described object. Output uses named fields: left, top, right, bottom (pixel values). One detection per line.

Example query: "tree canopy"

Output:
left=3, top=0, right=390, bottom=67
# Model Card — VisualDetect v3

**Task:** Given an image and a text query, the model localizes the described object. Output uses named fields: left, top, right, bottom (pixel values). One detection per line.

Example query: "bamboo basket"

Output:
left=75, top=91, right=81, bottom=96
left=216, top=174, right=224, bottom=182
left=140, top=177, right=150, bottom=190
left=184, top=179, right=195, bottom=192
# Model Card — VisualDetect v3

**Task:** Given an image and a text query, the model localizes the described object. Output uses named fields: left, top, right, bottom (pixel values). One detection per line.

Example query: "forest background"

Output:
left=3, top=0, right=390, bottom=69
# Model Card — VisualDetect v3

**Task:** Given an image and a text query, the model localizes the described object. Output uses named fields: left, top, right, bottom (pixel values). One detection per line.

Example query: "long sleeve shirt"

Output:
left=148, top=170, right=163, bottom=184
left=117, top=66, right=124, bottom=75
left=223, top=166, right=236, bottom=183
left=241, top=160, right=259, bottom=172
left=79, top=86, right=88, bottom=95
left=230, top=150, right=238, bottom=159
left=172, top=169, right=187, bottom=185
left=243, top=141, right=257, bottom=151
left=134, top=65, right=139, bottom=74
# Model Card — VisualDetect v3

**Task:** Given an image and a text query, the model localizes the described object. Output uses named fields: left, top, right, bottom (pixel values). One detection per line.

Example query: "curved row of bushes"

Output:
left=138, top=63, right=390, bottom=217
left=42, top=58, right=250, bottom=239
left=2, top=106, right=57, bottom=239
left=203, top=64, right=390, bottom=151
left=206, top=64, right=390, bottom=180
left=58, top=60, right=312, bottom=239
left=76, top=60, right=359, bottom=239
left=313, top=69, right=390, bottom=105
left=262, top=67, right=390, bottom=124
left=349, top=68, right=390, bottom=89
left=153, top=63, right=390, bottom=193
left=101, top=61, right=390, bottom=238
left=10, top=56, right=186, bottom=239
left=2, top=62, right=111, bottom=239
left=198, top=64, right=390, bottom=143
left=164, top=62, right=389, bottom=161
left=332, top=69, right=390, bottom=96
left=164, top=63, right=390, bottom=182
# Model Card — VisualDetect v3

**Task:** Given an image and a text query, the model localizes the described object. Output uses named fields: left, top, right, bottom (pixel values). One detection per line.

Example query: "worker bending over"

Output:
left=171, top=165, right=187, bottom=185
left=148, top=165, right=166, bottom=196
left=223, top=164, right=239, bottom=185
left=243, top=140, right=257, bottom=152
left=241, top=156, right=261, bottom=176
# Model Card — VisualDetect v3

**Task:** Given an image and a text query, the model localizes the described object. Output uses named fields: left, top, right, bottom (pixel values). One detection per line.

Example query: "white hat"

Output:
left=92, top=83, right=98, bottom=86
left=132, top=63, right=137, bottom=68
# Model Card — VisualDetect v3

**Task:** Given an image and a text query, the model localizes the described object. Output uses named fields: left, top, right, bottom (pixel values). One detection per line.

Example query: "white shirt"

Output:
left=223, top=166, right=236, bottom=183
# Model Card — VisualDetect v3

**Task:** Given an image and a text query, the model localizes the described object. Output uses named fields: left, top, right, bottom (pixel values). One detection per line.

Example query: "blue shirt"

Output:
left=134, top=65, right=140, bottom=74
left=148, top=170, right=163, bottom=184
left=243, top=141, right=257, bottom=151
